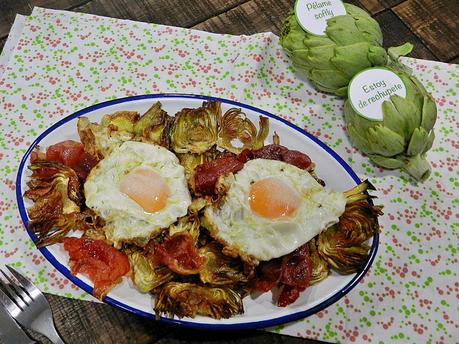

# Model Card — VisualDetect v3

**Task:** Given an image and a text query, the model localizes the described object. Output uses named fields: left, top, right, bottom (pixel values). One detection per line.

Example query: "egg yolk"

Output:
left=248, top=177, right=300, bottom=219
left=119, top=167, right=169, bottom=213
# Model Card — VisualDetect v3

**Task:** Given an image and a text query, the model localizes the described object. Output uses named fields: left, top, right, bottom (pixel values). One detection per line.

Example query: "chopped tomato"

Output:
left=280, top=244, right=312, bottom=288
left=46, top=140, right=84, bottom=167
left=153, top=233, right=206, bottom=275
left=45, top=140, right=97, bottom=180
left=63, top=237, right=130, bottom=299
left=252, top=243, right=312, bottom=307
left=252, top=259, right=282, bottom=292
left=278, top=285, right=305, bottom=307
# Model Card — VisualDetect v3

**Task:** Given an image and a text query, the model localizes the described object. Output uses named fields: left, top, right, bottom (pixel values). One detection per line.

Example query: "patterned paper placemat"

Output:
left=0, top=7, right=457, bottom=343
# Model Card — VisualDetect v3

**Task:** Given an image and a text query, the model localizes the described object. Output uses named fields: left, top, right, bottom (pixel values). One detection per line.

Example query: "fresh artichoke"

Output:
left=280, top=3, right=387, bottom=96
left=344, top=68, right=437, bottom=181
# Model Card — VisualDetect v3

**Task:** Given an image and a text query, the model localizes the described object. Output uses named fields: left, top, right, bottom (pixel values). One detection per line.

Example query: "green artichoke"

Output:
left=280, top=3, right=387, bottom=96
left=344, top=68, right=437, bottom=181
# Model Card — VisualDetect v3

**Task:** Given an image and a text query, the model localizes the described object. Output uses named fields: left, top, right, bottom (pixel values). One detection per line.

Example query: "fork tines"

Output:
left=0, top=266, right=36, bottom=315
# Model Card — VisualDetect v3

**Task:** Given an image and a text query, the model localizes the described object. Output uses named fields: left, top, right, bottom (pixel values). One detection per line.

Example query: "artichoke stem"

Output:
left=402, top=154, right=431, bottom=181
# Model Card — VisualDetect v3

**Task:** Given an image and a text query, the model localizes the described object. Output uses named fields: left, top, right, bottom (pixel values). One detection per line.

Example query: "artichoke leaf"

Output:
left=353, top=15, right=383, bottom=46
left=367, top=45, right=388, bottom=66
left=407, top=127, right=429, bottom=156
left=381, top=99, right=407, bottom=138
left=423, top=130, right=435, bottom=154
left=304, top=45, right=336, bottom=70
left=420, top=94, right=437, bottom=133
left=332, top=42, right=375, bottom=78
left=326, top=15, right=368, bottom=46
left=346, top=123, right=373, bottom=154
left=367, top=125, right=405, bottom=157
left=391, top=95, right=421, bottom=138
left=368, top=154, right=404, bottom=169
left=310, top=68, right=349, bottom=90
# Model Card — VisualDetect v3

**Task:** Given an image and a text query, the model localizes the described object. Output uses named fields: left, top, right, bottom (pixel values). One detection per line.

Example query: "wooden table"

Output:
left=1, top=1, right=457, bottom=343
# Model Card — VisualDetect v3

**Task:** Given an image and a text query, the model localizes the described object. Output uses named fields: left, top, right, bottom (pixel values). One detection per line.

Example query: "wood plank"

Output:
left=25, top=293, right=173, bottom=344
left=393, top=0, right=459, bottom=61
left=157, top=329, right=327, bottom=344
left=192, top=0, right=295, bottom=36
left=0, top=0, right=90, bottom=39
left=71, top=0, right=249, bottom=28
left=374, top=10, right=437, bottom=61
left=0, top=37, right=5, bottom=54
left=349, top=1, right=407, bottom=15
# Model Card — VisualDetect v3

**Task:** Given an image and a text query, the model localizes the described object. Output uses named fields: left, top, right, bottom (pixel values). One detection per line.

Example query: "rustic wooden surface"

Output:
left=0, top=0, right=457, bottom=343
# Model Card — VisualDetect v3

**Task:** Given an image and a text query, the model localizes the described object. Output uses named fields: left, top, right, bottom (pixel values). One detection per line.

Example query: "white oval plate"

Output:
left=16, top=94, right=378, bottom=329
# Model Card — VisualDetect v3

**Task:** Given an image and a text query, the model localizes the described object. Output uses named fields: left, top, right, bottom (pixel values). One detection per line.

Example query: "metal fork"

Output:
left=0, top=266, right=65, bottom=344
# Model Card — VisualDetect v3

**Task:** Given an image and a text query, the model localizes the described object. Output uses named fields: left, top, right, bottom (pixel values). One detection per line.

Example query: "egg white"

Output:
left=204, top=159, right=346, bottom=263
left=84, top=141, right=191, bottom=247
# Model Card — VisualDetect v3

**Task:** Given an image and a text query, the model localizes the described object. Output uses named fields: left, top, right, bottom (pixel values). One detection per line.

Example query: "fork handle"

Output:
left=31, top=313, right=65, bottom=344
left=46, top=329, right=65, bottom=344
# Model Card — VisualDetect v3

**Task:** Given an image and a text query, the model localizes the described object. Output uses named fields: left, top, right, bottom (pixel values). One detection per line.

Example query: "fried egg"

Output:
left=84, top=141, right=191, bottom=247
left=204, top=159, right=346, bottom=263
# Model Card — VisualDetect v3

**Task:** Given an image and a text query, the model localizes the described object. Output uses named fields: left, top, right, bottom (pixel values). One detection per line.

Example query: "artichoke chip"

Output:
left=154, top=282, right=244, bottom=319
left=217, top=108, right=269, bottom=154
left=128, top=251, right=174, bottom=293
left=199, top=242, right=248, bottom=286
left=170, top=101, right=219, bottom=154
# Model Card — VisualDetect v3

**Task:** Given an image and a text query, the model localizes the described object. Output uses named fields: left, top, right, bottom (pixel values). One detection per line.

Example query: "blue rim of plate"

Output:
left=16, top=93, right=379, bottom=330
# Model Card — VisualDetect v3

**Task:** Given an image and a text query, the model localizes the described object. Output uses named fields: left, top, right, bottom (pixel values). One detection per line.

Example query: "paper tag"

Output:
left=295, top=0, right=347, bottom=36
left=348, top=68, right=407, bottom=121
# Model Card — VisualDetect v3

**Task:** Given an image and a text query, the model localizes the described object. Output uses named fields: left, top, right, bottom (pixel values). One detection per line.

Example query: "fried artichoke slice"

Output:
left=128, top=251, right=174, bottom=293
left=168, top=215, right=200, bottom=243
left=177, top=147, right=221, bottom=180
left=307, top=240, right=330, bottom=285
left=77, top=116, right=134, bottom=159
left=100, top=111, right=139, bottom=132
left=24, top=160, right=83, bottom=218
left=317, top=199, right=383, bottom=275
left=23, top=160, right=95, bottom=247
left=30, top=210, right=102, bottom=248
left=199, top=242, right=248, bottom=286
left=154, top=282, right=244, bottom=319
left=217, top=108, right=269, bottom=154
left=170, top=102, right=219, bottom=154
left=134, top=102, right=174, bottom=148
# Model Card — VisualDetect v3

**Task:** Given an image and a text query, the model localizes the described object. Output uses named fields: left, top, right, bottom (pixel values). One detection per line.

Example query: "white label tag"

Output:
left=295, top=0, right=346, bottom=36
left=348, top=68, right=407, bottom=121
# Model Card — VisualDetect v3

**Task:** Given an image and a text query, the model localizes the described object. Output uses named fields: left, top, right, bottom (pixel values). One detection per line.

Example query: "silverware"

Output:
left=0, top=266, right=65, bottom=344
left=0, top=302, right=36, bottom=344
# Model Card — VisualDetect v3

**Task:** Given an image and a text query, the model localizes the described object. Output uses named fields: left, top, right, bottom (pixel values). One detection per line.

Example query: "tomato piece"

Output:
left=46, top=140, right=84, bottom=169
left=193, top=156, right=244, bottom=195
left=280, top=244, right=312, bottom=288
left=153, top=233, right=206, bottom=275
left=278, top=285, right=306, bottom=307
left=73, top=152, right=99, bottom=180
left=63, top=237, right=130, bottom=299
left=252, top=259, right=282, bottom=292
left=282, top=150, right=312, bottom=170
